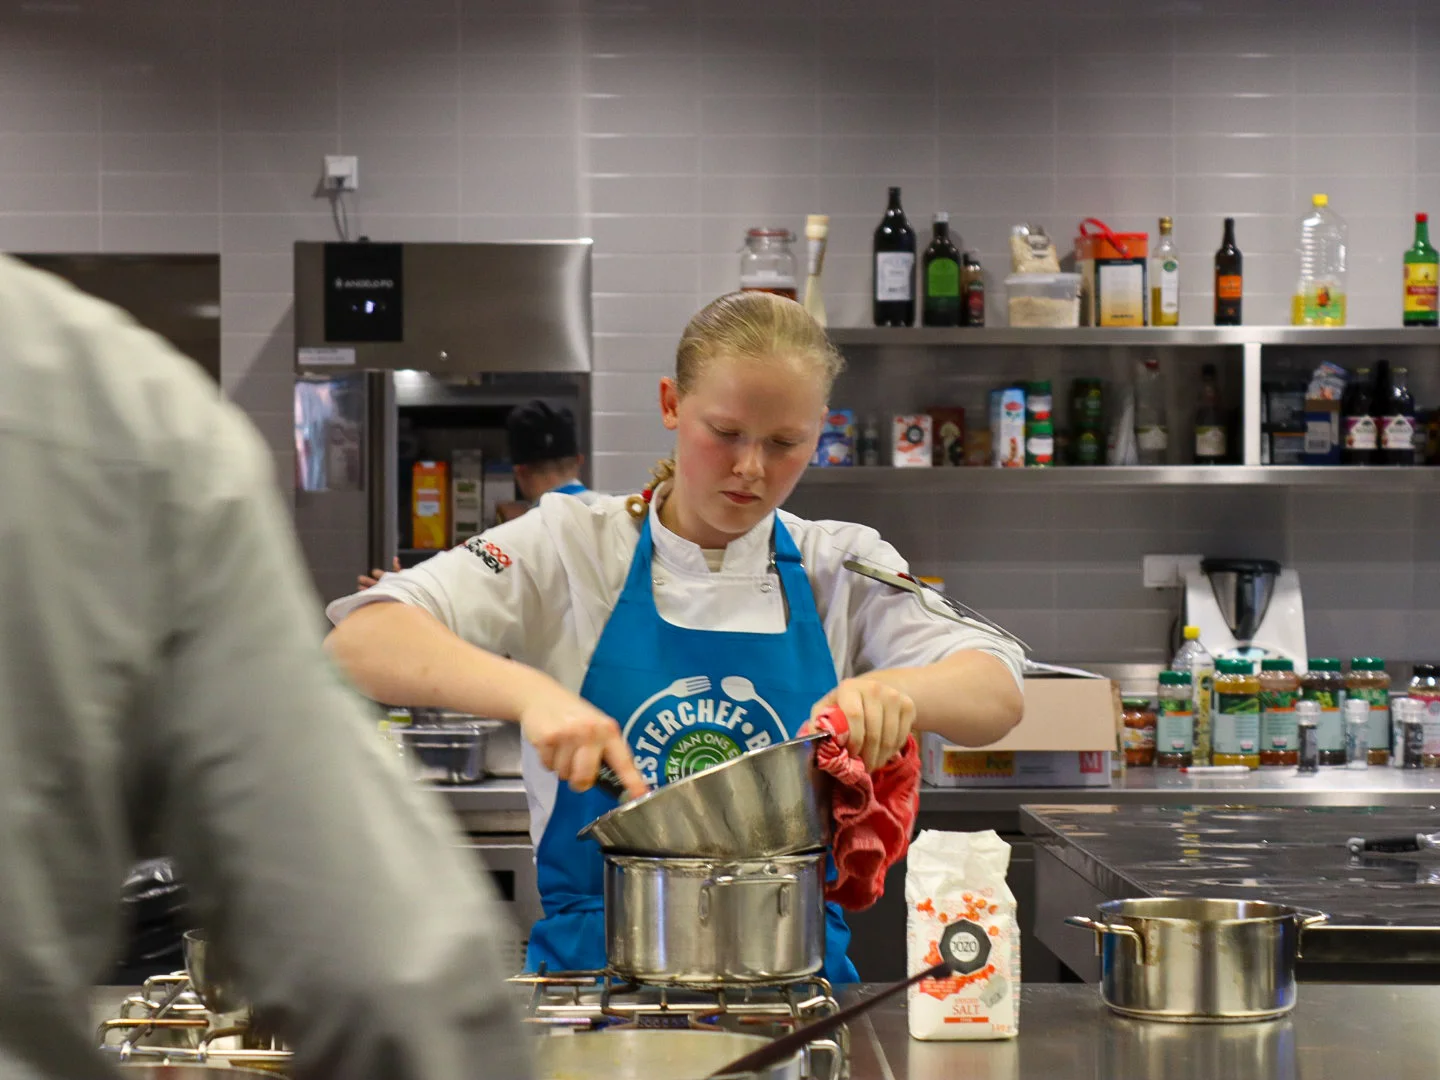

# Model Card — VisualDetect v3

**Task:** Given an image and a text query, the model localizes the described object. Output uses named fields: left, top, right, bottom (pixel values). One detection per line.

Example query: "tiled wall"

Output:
left=2, top=0, right=1437, bottom=658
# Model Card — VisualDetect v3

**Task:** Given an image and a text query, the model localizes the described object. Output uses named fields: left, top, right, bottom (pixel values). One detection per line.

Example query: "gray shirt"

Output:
left=0, top=255, right=529, bottom=1080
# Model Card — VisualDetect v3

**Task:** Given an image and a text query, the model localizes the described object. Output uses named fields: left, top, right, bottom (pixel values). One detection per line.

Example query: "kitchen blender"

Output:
left=1181, top=556, right=1308, bottom=668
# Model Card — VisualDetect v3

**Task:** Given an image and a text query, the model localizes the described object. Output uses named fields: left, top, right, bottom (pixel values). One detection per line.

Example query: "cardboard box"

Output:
left=1304, top=398, right=1341, bottom=464
left=921, top=676, right=1119, bottom=788
left=893, top=415, right=932, bottom=468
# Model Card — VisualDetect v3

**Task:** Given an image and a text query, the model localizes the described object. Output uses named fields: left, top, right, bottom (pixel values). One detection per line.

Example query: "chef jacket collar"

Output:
left=648, top=482, right=776, bottom=576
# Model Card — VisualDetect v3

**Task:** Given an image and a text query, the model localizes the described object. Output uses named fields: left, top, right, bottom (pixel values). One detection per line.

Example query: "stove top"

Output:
left=97, top=969, right=848, bottom=1078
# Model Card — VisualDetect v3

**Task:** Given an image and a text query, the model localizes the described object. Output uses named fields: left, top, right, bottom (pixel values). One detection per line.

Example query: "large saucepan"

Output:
left=580, top=732, right=833, bottom=859
left=1067, top=898, right=1328, bottom=1023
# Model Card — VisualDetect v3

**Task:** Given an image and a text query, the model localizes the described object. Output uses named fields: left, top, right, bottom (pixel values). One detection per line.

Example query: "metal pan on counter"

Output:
left=1067, top=897, right=1440, bottom=1023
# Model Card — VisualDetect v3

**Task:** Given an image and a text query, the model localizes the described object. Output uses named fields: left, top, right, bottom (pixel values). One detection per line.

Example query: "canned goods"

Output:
left=1296, top=700, right=1320, bottom=774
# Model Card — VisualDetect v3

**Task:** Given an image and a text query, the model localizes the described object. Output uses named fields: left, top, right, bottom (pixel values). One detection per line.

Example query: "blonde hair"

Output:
left=626, top=292, right=844, bottom=520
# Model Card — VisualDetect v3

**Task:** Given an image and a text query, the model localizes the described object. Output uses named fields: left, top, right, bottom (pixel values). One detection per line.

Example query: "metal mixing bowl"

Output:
left=578, top=733, right=832, bottom=859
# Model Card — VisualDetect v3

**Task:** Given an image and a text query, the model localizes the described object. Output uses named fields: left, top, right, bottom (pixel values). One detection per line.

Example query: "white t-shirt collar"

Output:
left=648, top=481, right=775, bottom=576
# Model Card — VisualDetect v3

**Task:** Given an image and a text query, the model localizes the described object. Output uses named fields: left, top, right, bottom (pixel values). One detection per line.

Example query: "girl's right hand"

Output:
left=518, top=685, right=649, bottom=800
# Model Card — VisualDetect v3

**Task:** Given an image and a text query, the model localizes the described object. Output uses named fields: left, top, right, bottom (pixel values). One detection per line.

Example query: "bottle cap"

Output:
left=1419, top=213, right=1429, bottom=224
left=1296, top=699, right=1320, bottom=719
left=934, top=211, right=949, bottom=224
left=1414, top=663, right=1437, bottom=678
left=1351, top=657, right=1386, bottom=672
left=1261, top=658, right=1294, bottom=671
left=1183, top=625, right=1200, bottom=640
left=1217, top=658, right=1253, bottom=675
left=1344, top=698, right=1368, bottom=719
left=1159, top=216, right=1173, bottom=229
left=1314, top=193, right=1329, bottom=207
left=1310, top=657, right=1342, bottom=672
left=1160, top=670, right=1192, bottom=686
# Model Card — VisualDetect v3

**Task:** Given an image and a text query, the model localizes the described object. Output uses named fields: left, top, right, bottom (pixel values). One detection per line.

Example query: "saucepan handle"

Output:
left=1065, top=915, right=1149, bottom=965
left=1296, top=910, right=1330, bottom=959
left=699, top=872, right=802, bottom=922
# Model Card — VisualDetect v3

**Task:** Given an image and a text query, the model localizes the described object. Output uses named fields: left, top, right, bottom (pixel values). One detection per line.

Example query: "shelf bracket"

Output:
left=1242, top=342, right=1263, bottom=466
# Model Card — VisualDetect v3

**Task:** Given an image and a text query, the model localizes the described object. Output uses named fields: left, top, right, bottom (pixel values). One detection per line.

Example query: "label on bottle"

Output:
left=1213, top=689, right=1260, bottom=756
left=1192, top=665, right=1214, bottom=760
left=1382, top=414, right=1416, bottom=451
left=965, top=283, right=985, bottom=326
left=875, top=252, right=915, bottom=302
left=1156, top=699, right=1194, bottom=754
left=1421, top=699, right=1440, bottom=757
left=1405, top=262, right=1439, bottom=313
left=1344, top=415, right=1378, bottom=451
left=1025, top=433, right=1054, bottom=466
left=1158, top=262, right=1180, bottom=314
left=1351, top=686, right=1390, bottom=754
left=927, top=257, right=960, bottom=299
left=1122, top=724, right=1156, bottom=752
left=1296, top=284, right=1346, bottom=325
left=1137, top=425, right=1168, bottom=452
left=1305, top=689, right=1344, bottom=751
left=1216, top=274, right=1242, bottom=300
left=1260, top=688, right=1298, bottom=752
left=1195, top=425, right=1226, bottom=458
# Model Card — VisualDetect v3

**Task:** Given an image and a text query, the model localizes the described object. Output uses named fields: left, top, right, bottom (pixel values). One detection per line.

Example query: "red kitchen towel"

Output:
left=800, top=707, right=920, bottom=912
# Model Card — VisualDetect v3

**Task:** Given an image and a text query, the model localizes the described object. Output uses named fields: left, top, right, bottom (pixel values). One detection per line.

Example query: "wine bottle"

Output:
left=1214, top=217, right=1242, bottom=326
left=921, top=212, right=961, bottom=327
left=872, top=186, right=916, bottom=327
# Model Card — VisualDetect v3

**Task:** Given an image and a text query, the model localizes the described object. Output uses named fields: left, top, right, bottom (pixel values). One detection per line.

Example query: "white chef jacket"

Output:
left=0, top=254, right=527, bottom=1080
left=328, top=489, right=1025, bottom=846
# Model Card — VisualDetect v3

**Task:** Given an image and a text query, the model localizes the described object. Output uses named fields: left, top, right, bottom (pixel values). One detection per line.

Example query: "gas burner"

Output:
left=512, top=970, right=848, bottom=1079
left=95, top=970, right=290, bottom=1071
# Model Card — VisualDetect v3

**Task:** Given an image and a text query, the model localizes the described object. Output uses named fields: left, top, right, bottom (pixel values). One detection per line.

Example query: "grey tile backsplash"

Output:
left=2, top=0, right=1438, bottom=659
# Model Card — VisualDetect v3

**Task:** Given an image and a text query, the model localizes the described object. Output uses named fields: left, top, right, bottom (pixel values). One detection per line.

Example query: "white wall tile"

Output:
left=103, top=173, right=217, bottom=214
left=1174, top=94, right=1293, bottom=136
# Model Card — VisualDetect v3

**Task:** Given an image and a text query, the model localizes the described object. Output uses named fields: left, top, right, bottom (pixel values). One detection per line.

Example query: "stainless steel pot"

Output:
left=580, top=733, right=832, bottom=859
left=394, top=719, right=492, bottom=784
left=182, top=930, right=245, bottom=1015
left=1066, top=898, right=1328, bottom=1023
left=534, top=1029, right=803, bottom=1080
left=605, top=853, right=825, bottom=985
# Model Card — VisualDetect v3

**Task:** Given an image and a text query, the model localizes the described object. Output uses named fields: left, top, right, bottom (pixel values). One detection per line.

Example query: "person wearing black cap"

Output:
left=506, top=398, right=587, bottom=503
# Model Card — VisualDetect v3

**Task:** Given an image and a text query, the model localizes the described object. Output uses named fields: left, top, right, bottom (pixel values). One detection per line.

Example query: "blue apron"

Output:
left=552, top=481, right=588, bottom=496
left=525, top=514, right=858, bottom=984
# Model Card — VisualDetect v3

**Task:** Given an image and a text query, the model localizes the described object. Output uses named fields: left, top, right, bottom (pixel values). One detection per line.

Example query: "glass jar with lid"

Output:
left=1258, top=658, right=1300, bottom=767
left=1212, top=658, right=1260, bottom=768
left=1121, top=697, right=1156, bottom=767
left=1347, top=657, right=1391, bottom=765
left=1155, top=671, right=1193, bottom=768
left=1408, top=663, right=1440, bottom=767
left=1302, top=658, right=1347, bottom=766
left=739, top=228, right=798, bottom=300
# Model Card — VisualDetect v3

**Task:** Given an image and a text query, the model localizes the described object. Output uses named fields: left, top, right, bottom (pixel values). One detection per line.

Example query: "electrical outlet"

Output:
left=324, top=155, right=359, bottom=192
left=1143, top=554, right=1184, bottom=589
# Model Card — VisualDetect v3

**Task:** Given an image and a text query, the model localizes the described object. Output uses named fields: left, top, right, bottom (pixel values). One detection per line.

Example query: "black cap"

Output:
left=506, top=399, right=578, bottom=466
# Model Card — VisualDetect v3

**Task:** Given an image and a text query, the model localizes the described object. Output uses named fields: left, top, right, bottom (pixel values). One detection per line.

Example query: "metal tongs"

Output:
left=1346, top=831, right=1440, bottom=856
left=842, top=558, right=1031, bottom=654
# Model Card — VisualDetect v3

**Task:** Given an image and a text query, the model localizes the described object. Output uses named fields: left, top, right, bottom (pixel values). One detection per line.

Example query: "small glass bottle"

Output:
left=1296, top=700, right=1320, bottom=774
left=1409, top=663, right=1440, bottom=768
left=857, top=414, right=881, bottom=467
left=1344, top=698, right=1370, bottom=769
left=1122, top=697, right=1157, bottom=767
left=1395, top=697, right=1426, bottom=769
left=1302, top=658, right=1347, bottom=766
left=1212, top=658, right=1260, bottom=768
left=1258, top=658, right=1300, bottom=767
left=1155, top=671, right=1194, bottom=768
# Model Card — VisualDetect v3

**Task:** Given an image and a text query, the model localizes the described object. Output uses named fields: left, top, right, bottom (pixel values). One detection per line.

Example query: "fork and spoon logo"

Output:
left=622, top=674, right=788, bottom=786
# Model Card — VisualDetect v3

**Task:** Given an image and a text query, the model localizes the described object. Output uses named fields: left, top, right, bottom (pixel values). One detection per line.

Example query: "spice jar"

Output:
left=1408, top=663, right=1440, bottom=767
left=1258, top=658, right=1300, bottom=767
left=740, top=228, right=798, bottom=300
left=1347, top=657, right=1391, bottom=765
left=1122, top=697, right=1157, bottom=766
left=1212, top=658, right=1260, bottom=768
left=1302, top=658, right=1347, bottom=766
left=1155, top=671, right=1194, bottom=768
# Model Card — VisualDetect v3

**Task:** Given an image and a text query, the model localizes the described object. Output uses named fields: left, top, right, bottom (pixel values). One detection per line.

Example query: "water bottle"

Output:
left=1293, top=193, right=1348, bottom=326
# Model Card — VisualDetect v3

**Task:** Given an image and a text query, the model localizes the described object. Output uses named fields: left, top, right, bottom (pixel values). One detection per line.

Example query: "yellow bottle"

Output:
left=1292, top=193, right=1347, bottom=326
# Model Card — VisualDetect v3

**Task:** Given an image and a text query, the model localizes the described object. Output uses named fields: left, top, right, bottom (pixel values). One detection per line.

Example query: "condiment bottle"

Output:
left=1212, top=658, right=1260, bottom=768
left=1122, top=697, right=1157, bottom=767
left=1344, top=698, right=1370, bottom=769
left=1258, top=658, right=1300, bottom=767
left=1155, top=671, right=1194, bottom=768
left=1347, top=657, right=1391, bottom=765
left=1408, top=663, right=1440, bottom=768
left=1302, top=658, right=1347, bottom=765
left=1296, top=700, right=1320, bottom=774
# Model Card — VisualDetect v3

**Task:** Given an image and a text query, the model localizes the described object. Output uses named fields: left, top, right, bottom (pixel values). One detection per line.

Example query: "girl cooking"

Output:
left=324, top=290, right=1025, bottom=983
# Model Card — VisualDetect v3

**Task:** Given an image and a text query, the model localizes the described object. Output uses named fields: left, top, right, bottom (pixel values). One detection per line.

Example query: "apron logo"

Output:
left=622, top=674, right=789, bottom=787
left=463, top=536, right=512, bottom=574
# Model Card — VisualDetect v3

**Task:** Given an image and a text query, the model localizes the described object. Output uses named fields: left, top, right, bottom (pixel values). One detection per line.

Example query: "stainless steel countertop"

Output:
left=92, top=982, right=1440, bottom=1079
left=441, top=768, right=1440, bottom=831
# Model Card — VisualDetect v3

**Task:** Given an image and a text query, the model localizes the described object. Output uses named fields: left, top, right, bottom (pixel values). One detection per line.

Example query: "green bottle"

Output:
left=1404, top=212, right=1438, bottom=327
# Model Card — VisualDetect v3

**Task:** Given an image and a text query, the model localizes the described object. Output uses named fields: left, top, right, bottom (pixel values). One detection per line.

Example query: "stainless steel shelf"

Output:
left=796, top=465, right=1440, bottom=489
left=827, top=326, right=1440, bottom=348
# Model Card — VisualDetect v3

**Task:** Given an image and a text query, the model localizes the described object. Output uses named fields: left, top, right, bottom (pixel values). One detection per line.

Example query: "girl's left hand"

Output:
left=809, top=676, right=916, bottom=772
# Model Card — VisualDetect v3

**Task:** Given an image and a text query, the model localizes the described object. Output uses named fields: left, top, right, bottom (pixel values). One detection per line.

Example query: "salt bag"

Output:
left=906, top=828, right=1020, bottom=1040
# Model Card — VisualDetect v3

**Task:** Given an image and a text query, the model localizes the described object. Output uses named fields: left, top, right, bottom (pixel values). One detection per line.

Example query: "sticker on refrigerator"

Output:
left=298, top=347, right=357, bottom=367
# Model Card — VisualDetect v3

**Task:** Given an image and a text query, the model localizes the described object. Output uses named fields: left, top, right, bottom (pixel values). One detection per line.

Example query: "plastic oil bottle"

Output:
left=1172, top=626, right=1215, bottom=765
left=1293, top=193, right=1348, bottom=326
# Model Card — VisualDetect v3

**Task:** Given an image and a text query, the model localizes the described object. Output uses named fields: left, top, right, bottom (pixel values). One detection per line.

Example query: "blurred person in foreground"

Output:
left=358, top=398, right=590, bottom=588
left=0, top=253, right=529, bottom=1080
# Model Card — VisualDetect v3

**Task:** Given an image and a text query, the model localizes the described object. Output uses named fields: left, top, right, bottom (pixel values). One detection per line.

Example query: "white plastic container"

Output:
left=1293, top=194, right=1347, bottom=326
left=1005, top=272, right=1081, bottom=328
